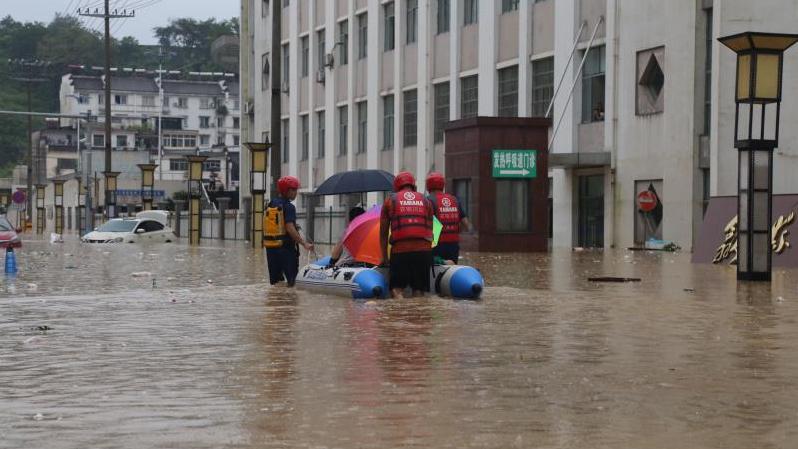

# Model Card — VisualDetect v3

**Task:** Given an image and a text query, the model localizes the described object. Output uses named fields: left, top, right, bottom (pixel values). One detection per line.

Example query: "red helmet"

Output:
left=425, top=172, right=445, bottom=191
left=277, top=176, right=300, bottom=196
left=393, top=171, right=416, bottom=192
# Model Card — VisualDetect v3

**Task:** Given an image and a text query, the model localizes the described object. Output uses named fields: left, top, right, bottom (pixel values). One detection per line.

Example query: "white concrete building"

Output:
left=59, top=72, right=242, bottom=189
left=242, top=0, right=798, bottom=251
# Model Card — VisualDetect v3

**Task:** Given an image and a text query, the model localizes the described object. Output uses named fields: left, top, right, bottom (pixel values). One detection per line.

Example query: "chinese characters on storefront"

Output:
left=713, top=211, right=796, bottom=264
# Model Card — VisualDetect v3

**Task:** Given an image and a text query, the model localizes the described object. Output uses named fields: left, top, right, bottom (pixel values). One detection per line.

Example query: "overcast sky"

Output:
left=3, top=0, right=239, bottom=45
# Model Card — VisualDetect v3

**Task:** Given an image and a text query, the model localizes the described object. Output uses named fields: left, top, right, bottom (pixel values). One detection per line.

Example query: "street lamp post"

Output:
left=137, top=163, right=159, bottom=211
left=52, top=179, right=65, bottom=235
left=77, top=177, right=86, bottom=235
left=185, top=155, right=207, bottom=245
left=35, top=184, right=46, bottom=234
left=103, top=171, right=121, bottom=220
left=719, top=31, right=798, bottom=281
left=245, top=142, right=269, bottom=248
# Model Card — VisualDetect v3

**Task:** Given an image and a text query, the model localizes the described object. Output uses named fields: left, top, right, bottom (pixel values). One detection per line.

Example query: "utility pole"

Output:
left=8, top=59, right=50, bottom=228
left=271, top=0, right=282, bottom=192
left=78, top=3, right=134, bottom=219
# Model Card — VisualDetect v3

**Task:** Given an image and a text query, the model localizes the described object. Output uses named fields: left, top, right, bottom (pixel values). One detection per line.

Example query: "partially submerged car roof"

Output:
left=135, top=210, right=169, bottom=226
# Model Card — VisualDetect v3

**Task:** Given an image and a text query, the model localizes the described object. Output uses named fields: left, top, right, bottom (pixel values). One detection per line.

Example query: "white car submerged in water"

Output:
left=81, top=211, right=175, bottom=243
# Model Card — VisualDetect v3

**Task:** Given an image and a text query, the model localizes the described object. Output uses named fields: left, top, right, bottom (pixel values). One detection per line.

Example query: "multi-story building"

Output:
left=59, top=71, right=242, bottom=189
left=241, top=0, right=798, bottom=252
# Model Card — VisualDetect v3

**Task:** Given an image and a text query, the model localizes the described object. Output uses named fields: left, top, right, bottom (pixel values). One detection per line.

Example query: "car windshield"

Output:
left=96, top=220, right=138, bottom=233
left=0, top=218, right=12, bottom=232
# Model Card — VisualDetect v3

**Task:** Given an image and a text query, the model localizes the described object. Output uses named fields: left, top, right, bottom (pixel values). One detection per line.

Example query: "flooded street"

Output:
left=3, top=237, right=798, bottom=448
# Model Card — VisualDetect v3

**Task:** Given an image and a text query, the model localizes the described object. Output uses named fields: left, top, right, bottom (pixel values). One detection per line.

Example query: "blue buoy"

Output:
left=5, top=248, right=18, bottom=274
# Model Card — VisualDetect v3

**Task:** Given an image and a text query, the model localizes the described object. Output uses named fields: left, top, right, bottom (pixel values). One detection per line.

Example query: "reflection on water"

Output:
left=3, top=237, right=798, bottom=448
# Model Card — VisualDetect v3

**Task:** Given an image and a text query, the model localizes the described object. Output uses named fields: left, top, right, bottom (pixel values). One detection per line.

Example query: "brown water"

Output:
left=2, top=237, right=798, bottom=448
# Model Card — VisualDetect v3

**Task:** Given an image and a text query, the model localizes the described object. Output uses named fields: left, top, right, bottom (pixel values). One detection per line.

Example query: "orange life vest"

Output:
left=430, top=192, right=461, bottom=244
left=389, top=190, right=433, bottom=244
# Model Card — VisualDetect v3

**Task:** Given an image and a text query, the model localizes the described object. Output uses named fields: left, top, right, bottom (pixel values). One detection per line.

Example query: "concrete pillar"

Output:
left=242, top=196, right=252, bottom=242
left=173, top=200, right=185, bottom=237
left=217, top=197, right=230, bottom=240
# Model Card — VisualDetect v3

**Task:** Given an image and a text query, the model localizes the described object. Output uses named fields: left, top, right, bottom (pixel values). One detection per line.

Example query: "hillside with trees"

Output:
left=0, top=14, right=238, bottom=176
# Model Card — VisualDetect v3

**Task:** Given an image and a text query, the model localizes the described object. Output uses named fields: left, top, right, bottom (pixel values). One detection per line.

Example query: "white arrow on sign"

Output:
left=499, top=168, right=530, bottom=176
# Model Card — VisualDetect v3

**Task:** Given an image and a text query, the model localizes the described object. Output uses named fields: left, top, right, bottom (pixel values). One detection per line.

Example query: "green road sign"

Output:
left=492, top=149, right=537, bottom=178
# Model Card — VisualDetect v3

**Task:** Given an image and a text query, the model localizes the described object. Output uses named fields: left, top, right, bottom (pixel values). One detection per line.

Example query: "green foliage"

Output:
left=0, top=14, right=238, bottom=170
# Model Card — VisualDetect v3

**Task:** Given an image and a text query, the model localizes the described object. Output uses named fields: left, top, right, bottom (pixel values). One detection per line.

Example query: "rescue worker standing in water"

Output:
left=264, top=176, right=314, bottom=286
left=380, top=172, right=434, bottom=298
left=425, top=172, right=472, bottom=264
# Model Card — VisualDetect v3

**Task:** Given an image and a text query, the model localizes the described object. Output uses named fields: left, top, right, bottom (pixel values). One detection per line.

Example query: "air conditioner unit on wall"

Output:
left=281, top=81, right=289, bottom=94
left=316, top=69, right=325, bottom=84
left=244, top=101, right=254, bottom=115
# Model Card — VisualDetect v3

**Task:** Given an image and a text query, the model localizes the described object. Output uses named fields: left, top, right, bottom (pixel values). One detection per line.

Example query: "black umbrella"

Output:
left=314, top=169, right=395, bottom=195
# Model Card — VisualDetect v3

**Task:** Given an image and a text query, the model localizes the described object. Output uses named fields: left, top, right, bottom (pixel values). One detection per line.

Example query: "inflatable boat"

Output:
left=295, top=257, right=484, bottom=300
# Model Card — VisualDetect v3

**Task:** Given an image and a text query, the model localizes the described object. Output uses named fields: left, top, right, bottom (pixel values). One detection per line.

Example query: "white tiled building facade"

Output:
left=241, top=0, right=798, bottom=251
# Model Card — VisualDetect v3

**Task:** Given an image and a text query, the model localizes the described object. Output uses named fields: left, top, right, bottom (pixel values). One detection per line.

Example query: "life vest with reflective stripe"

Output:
left=430, top=192, right=461, bottom=244
left=389, top=190, right=433, bottom=244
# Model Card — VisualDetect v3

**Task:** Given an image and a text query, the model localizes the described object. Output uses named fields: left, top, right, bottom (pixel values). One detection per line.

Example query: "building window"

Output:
left=338, top=105, right=348, bottom=155
left=498, top=65, right=519, bottom=117
left=115, top=135, right=127, bottom=148
left=437, top=0, right=450, bottom=34
left=262, top=53, right=270, bottom=90
left=464, top=0, right=478, bottom=25
left=496, top=180, right=529, bottom=232
left=301, top=115, right=309, bottom=160
left=262, top=0, right=269, bottom=17
left=357, top=101, right=367, bottom=154
left=217, top=134, right=225, bottom=145
left=502, top=0, right=519, bottom=13
left=98, top=94, right=105, bottom=104
left=200, top=116, right=210, bottom=128
left=317, top=111, right=325, bottom=159
left=233, top=117, right=240, bottom=128
left=217, top=116, right=224, bottom=128
left=383, top=95, right=394, bottom=150
left=434, top=82, right=449, bottom=143
left=403, top=90, right=418, bottom=147
left=283, top=0, right=289, bottom=6
left=114, top=94, right=127, bottom=105
left=200, top=135, right=210, bottom=146
left=461, top=75, right=478, bottom=119
left=453, top=178, right=470, bottom=217
left=203, top=160, right=221, bottom=172
left=93, top=134, right=104, bottom=147
left=357, top=13, right=367, bottom=59
left=200, top=98, right=213, bottom=109
left=636, top=47, right=665, bottom=115
left=407, top=0, right=418, bottom=44
left=281, top=119, right=289, bottom=163
left=233, top=135, right=240, bottom=146
left=338, top=20, right=348, bottom=65
left=170, top=159, right=188, bottom=171
left=582, top=45, right=605, bottom=123
left=282, top=43, right=290, bottom=86
left=176, top=97, right=188, bottom=108
left=317, top=30, right=325, bottom=69
left=142, top=96, right=156, bottom=107
left=531, top=57, right=554, bottom=117
left=300, top=36, right=309, bottom=77
left=164, top=134, right=197, bottom=148
left=76, top=94, right=89, bottom=104
left=384, top=3, right=395, bottom=51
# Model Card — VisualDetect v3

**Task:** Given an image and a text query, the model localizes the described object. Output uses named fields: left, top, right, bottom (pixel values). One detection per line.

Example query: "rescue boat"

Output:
left=295, top=257, right=484, bottom=300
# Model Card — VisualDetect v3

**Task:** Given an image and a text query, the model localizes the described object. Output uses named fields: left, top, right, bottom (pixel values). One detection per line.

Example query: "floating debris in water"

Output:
left=131, top=272, right=152, bottom=278
left=588, top=277, right=641, bottom=283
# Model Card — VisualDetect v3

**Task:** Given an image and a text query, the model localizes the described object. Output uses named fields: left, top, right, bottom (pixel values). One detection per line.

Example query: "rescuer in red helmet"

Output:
left=264, top=175, right=314, bottom=286
left=380, top=171, right=435, bottom=298
left=425, top=172, right=472, bottom=264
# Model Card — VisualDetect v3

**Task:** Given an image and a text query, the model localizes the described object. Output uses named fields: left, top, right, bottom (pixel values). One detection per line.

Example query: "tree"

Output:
left=154, top=18, right=239, bottom=72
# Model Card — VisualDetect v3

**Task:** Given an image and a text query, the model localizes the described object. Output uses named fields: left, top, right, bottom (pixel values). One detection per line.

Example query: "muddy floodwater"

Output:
left=3, top=236, right=798, bottom=449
